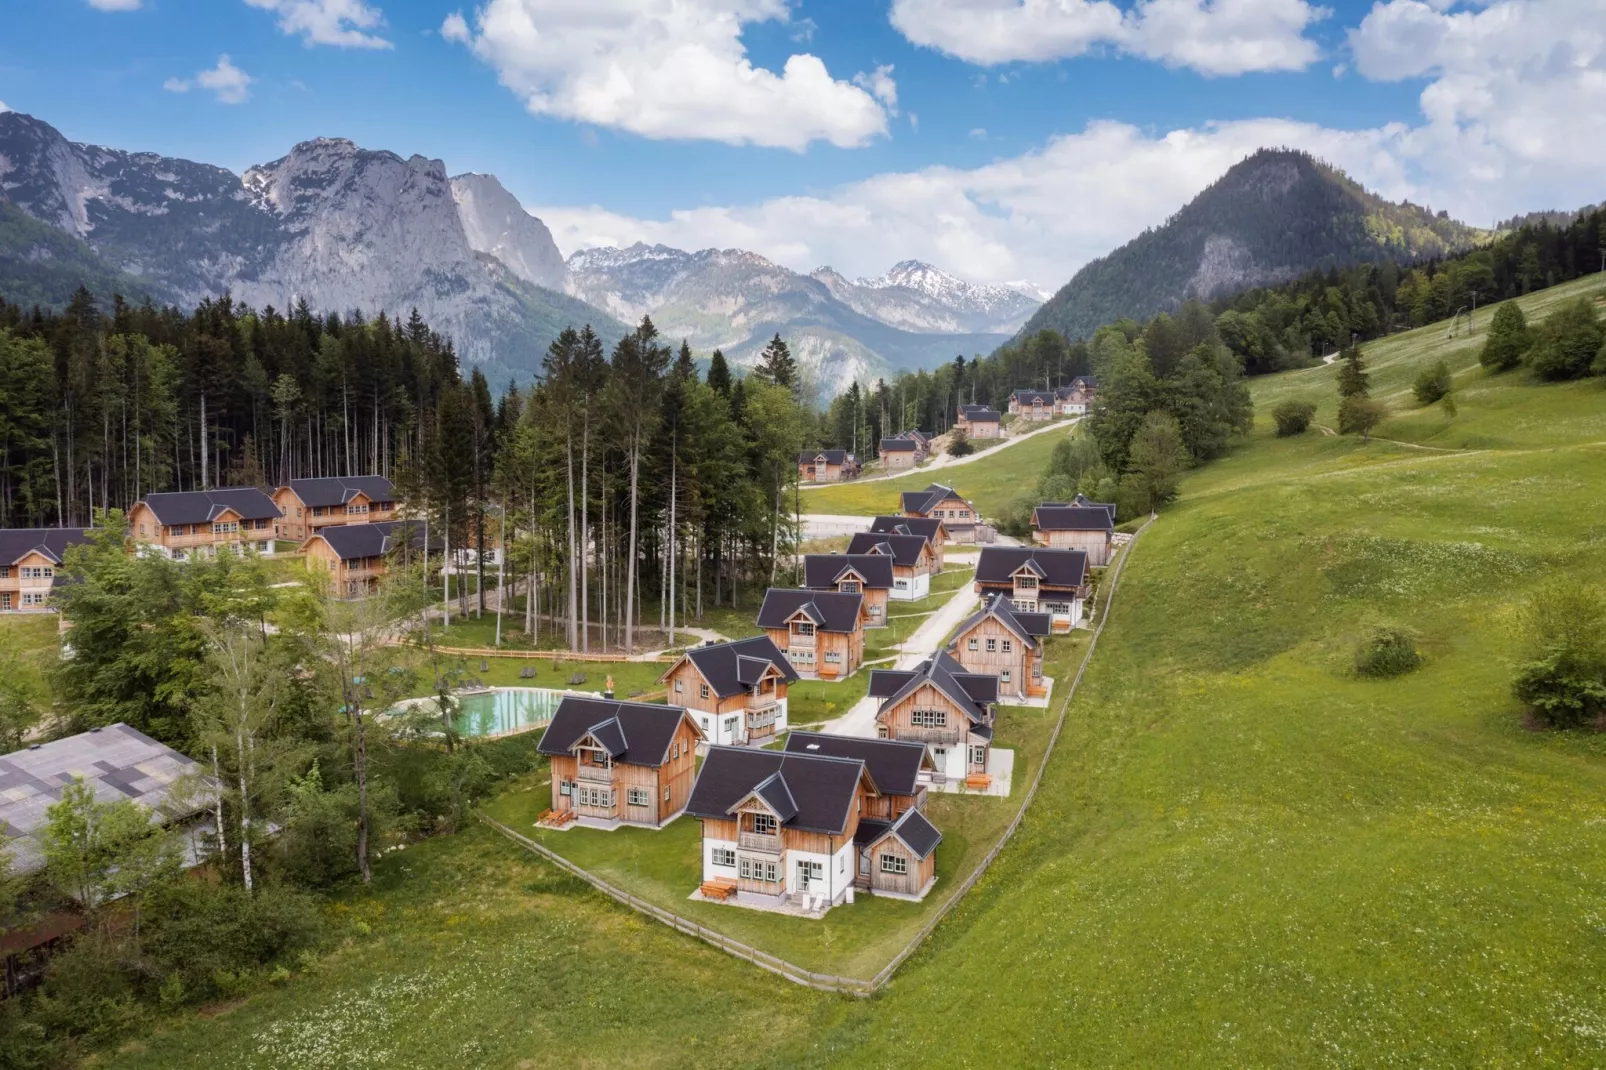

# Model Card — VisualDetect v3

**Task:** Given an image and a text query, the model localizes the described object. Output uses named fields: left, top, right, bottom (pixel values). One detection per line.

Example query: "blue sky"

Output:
left=2, top=1, right=1599, bottom=288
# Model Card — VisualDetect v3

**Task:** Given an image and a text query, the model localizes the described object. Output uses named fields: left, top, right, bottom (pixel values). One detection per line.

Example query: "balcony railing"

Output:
left=738, top=830, right=783, bottom=854
left=575, top=763, right=614, bottom=783
left=896, top=724, right=960, bottom=743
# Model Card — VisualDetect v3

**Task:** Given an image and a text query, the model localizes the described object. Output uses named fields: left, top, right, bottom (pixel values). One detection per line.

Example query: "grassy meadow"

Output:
left=800, top=421, right=1075, bottom=518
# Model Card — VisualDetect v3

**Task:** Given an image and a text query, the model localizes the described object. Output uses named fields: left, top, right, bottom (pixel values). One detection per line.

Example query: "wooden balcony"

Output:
left=738, top=830, right=783, bottom=854
left=896, top=724, right=960, bottom=744
left=575, top=763, right=614, bottom=784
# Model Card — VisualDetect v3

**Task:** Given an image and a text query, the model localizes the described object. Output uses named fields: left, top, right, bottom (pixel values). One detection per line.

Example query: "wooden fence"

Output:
left=480, top=518, right=1153, bottom=996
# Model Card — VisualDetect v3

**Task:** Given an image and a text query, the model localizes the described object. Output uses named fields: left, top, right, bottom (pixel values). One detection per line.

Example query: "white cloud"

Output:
left=442, top=0, right=892, bottom=150
left=244, top=0, right=392, bottom=49
left=87, top=0, right=142, bottom=10
left=969, top=126, right=988, bottom=139
left=163, top=55, right=255, bottom=104
left=889, top=0, right=1326, bottom=76
left=852, top=64, right=899, bottom=114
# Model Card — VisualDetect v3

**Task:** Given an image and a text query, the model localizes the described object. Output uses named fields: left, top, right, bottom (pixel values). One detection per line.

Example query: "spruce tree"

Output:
left=754, top=333, right=797, bottom=391
left=1480, top=302, right=1531, bottom=370
left=706, top=349, right=733, bottom=398
left=1336, top=344, right=1369, bottom=398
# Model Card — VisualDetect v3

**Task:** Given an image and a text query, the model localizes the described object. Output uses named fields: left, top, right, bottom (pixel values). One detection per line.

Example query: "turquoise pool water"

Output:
left=395, top=687, right=568, bottom=739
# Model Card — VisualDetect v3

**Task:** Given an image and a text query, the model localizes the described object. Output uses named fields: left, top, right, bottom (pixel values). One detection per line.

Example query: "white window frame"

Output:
left=880, top=853, right=908, bottom=875
left=911, top=708, right=947, bottom=729
left=627, top=787, right=650, bottom=807
left=712, top=848, right=736, bottom=867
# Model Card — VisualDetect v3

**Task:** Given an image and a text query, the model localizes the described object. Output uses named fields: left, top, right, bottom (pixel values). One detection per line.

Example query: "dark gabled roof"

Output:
left=309, top=520, right=440, bottom=561
left=1032, top=505, right=1114, bottom=533
left=670, top=635, right=797, bottom=699
left=802, top=553, right=895, bottom=591
left=869, top=515, right=945, bottom=545
left=798, top=449, right=855, bottom=465
left=755, top=588, right=863, bottom=633
left=685, top=746, right=871, bottom=835
left=137, top=488, right=282, bottom=525
left=892, top=429, right=930, bottom=444
left=0, top=528, right=92, bottom=567
left=950, top=593, right=1053, bottom=650
left=868, top=807, right=942, bottom=860
left=1072, top=376, right=1098, bottom=389
left=1072, top=495, right=1117, bottom=523
left=846, top=531, right=929, bottom=568
left=535, top=697, right=695, bottom=767
left=900, top=483, right=967, bottom=517
left=959, top=404, right=1000, bottom=422
left=1011, top=388, right=1055, bottom=404
left=784, top=731, right=928, bottom=797
left=282, top=475, right=398, bottom=508
left=879, top=437, right=918, bottom=452
left=975, top=546, right=1089, bottom=590
left=869, top=650, right=995, bottom=726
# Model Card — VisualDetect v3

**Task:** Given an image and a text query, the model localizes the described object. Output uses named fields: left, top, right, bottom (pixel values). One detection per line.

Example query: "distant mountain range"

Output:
left=0, top=112, right=1040, bottom=393
left=1015, top=148, right=1489, bottom=344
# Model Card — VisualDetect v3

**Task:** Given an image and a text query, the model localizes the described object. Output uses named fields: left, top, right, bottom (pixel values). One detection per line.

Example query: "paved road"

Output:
left=803, top=416, right=1078, bottom=488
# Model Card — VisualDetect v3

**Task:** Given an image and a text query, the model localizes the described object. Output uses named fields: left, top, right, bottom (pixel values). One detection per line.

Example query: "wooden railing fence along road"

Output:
left=480, top=518, right=1154, bottom=996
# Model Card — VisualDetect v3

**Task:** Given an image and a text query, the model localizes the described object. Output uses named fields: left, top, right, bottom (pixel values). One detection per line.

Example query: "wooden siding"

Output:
left=547, top=717, right=698, bottom=826
left=951, top=615, right=1040, bottom=699
left=869, top=834, right=935, bottom=897
left=1035, top=528, right=1112, bottom=565
left=877, top=681, right=975, bottom=746
left=765, top=623, right=863, bottom=680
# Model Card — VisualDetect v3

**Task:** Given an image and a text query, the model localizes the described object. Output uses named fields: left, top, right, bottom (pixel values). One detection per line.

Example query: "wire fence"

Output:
left=479, top=517, right=1153, bottom=997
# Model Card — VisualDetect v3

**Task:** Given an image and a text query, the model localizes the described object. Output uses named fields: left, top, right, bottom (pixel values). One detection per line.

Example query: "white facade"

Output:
left=890, top=572, right=931, bottom=601
left=700, top=833, right=855, bottom=905
left=689, top=697, right=789, bottom=748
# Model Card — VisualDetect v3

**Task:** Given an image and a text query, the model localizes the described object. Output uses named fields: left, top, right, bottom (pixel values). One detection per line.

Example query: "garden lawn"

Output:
left=786, top=672, right=871, bottom=727
left=799, top=424, right=1074, bottom=518
left=0, top=613, right=60, bottom=713
left=402, top=654, right=670, bottom=702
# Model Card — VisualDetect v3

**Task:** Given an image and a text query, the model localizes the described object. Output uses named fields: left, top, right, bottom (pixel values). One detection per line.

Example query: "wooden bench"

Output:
left=699, top=878, right=738, bottom=901
left=964, top=773, right=993, bottom=791
left=536, top=808, right=576, bottom=828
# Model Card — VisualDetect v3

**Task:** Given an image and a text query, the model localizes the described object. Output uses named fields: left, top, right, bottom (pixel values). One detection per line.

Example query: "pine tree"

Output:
left=1480, top=301, right=1531, bottom=370
left=1336, top=344, right=1369, bottom=398
left=754, top=333, right=797, bottom=391
left=707, top=349, right=733, bottom=398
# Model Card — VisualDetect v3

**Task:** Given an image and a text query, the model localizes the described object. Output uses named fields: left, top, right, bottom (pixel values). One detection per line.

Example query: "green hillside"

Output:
left=0, top=201, right=164, bottom=308
left=103, top=275, right=1606, bottom=1066
left=1018, top=148, right=1486, bottom=343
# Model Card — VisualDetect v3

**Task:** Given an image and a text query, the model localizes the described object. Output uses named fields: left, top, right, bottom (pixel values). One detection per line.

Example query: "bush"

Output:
left=1480, top=301, right=1531, bottom=370
left=1272, top=399, right=1316, bottom=436
left=1413, top=360, right=1453, bottom=406
left=947, top=428, right=974, bottom=457
left=1527, top=297, right=1604, bottom=380
left=1355, top=625, right=1422, bottom=678
left=1512, top=582, right=1606, bottom=729
left=1337, top=394, right=1387, bottom=439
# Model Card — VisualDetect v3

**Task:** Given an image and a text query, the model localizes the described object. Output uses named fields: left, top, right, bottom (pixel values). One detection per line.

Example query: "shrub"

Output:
left=1413, top=361, right=1453, bottom=406
left=1527, top=297, right=1604, bottom=380
left=1337, top=395, right=1387, bottom=439
left=1480, top=301, right=1530, bottom=370
left=947, top=428, right=974, bottom=457
left=1272, top=399, right=1317, bottom=436
left=1512, top=582, right=1606, bottom=729
left=1355, top=625, right=1422, bottom=678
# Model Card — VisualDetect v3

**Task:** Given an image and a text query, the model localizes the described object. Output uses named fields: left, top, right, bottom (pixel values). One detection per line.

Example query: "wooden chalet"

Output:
left=802, top=552, right=895, bottom=627
left=128, top=489, right=282, bottom=559
left=660, top=636, right=798, bottom=747
left=273, top=475, right=400, bottom=541
left=948, top=593, right=1053, bottom=701
left=1055, top=376, right=1098, bottom=414
left=869, top=651, right=999, bottom=785
left=756, top=588, right=866, bottom=680
left=846, top=530, right=936, bottom=600
left=299, top=519, right=438, bottom=598
left=0, top=528, right=92, bottom=612
left=1008, top=388, right=1056, bottom=421
left=900, top=482, right=982, bottom=542
left=955, top=404, right=1002, bottom=439
left=868, top=515, right=948, bottom=570
left=974, top=546, right=1090, bottom=628
left=535, top=697, right=703, bottom=829
left=797, top=449, right=860, bottom=484
left=1031, top=503, right=1115, bottom=565
left=687, top=743, right=941, bottom=909
left=878, top=430, right=931, bottom=470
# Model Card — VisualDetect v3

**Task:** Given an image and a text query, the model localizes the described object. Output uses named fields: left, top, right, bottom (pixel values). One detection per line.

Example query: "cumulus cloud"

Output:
left=889, top=0, right=1326, bottom=76
left=86, top=0, right=142, bottom=10
left=163, top=55, right=254, bottom=104
left=243, top=0, right=392, bottom=49
left=442, top=0, right=893, bottom=150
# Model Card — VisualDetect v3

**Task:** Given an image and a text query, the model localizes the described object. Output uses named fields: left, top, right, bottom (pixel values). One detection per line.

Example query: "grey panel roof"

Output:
left=1071, top=494, right=1118, bottom=522
left=311, top=520, right=440, bottom=561
left=282, top=475, right=398, bottom=508
left=0, top=724, right=209, bottom=875
left=802, top=553, right=895, bottom=590
left=874, top=807, right=942, bottom=860
left=846, top=531, right=928, bottom=568
left=685, top=747, right=870, bottom=835
left=1032, top=505, right=1115, bottom=532
left=879, top=437, right=918, bottom=452
left=673, top=636, right=797, bottom=699
left=1010, top=389, right=1055, bottom=404
left=975, top=546, right=1089, bottom=589
left=959, top=404, right=1000, bottom=422
left=755, top=588, right=863, bottom=633
left=536, top=697, right=692, bottom=767
left=870, top=650, right=995, bottom=726
left=138, top=488, right=282, bottom=525
left=899, top=483, right=967, bottom=517
left=754, top=773, right=799, bottom=822
left=784, top=731, right=928, bottom=797
left=950, top=594, right=1056, bottom=651
left=0, top=527, right=92, bottom=567
left=869, top=516, right=945, bottom=545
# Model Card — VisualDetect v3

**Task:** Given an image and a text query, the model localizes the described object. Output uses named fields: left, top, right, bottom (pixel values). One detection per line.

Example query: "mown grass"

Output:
left=0, top=613, right=60, bottom=716
left=800, top=423, right=1075, bottom=518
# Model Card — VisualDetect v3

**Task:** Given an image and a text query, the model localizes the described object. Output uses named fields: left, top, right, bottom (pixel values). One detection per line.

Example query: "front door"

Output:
left=815, top=462, right=827, bottom=481
left=797, top=859, right=822, bottom=893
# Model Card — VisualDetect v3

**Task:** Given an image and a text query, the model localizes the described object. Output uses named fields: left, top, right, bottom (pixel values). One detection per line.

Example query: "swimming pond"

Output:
left=393, top=687, right=571, bottom=739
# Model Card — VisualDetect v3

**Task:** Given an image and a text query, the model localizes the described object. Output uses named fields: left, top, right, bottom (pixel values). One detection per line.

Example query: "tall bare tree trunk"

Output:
left=625, top=441, right=641, bottom=654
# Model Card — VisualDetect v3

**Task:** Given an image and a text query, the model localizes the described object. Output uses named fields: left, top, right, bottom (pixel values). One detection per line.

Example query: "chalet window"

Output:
left=559, top=780, right=574, bottom=796
left=894, top=580, right=908, bottom=591
left=739, top=859, right=780, bottom=882
left=1001, top=670, right=1012, bottom=683
left=752, top=813, right=777, bottom=835
left=911, top=709, right=947, bottom=728
left=663, top=785, right=671, bottom=802
left=212, top=521, right=238, bottom=534
left=712, top=848, right=736, bottom=867
left=723, top=716, right=739, bottom=736
left=674, top=680, right=683, bottom=693
left=1002, top=640, right=1012, bottom=653
left=627, top=787, right=650, bottom=807
left=877, top=725, right=889, bottom=739
left=967, top=638, right=978, bottom=651
left=840, top=580, right=861, bottom=594
left=1045, top=601, right=1072, bottom=615
left=880, top=853, right=908, bottom=875
left=1016, top=576, right=1038, bottom=589
left=0, top=567, right=8, bottom=579
left=969, top=745, right=988, bottom=766
left=793, top=621, right=815, bottom=637
left=347, top=504, right=369, bottom=515
left=985, top=638, right=997, bottom=653
left=699, top=684, right=710, bottom=700
left=823, top=651, right=841, bottom=664
left=1032, top=663, right=1043, bottom=678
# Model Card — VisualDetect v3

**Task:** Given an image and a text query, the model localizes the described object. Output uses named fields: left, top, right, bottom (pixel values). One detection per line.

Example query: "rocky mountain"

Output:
left=565, top=244, right=1032, bottom=394
left=0, top=111, right=618, bottom=384
left=1016, top=148, right=1487, bottom=343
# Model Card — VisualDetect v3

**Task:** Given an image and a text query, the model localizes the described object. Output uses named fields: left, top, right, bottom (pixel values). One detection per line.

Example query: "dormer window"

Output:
left=1015, top=575, right=1038, bottom=589
left=752, top=813, right=777, bottom=835
left=840, top=580, right=861, bottom=594
left=793, top=621, right=815, bottom=637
